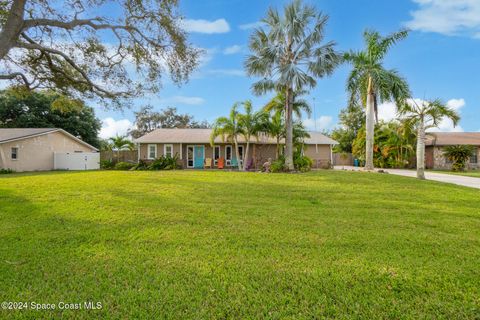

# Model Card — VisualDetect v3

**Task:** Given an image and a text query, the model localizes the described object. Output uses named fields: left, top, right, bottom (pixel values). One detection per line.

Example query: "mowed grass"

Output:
left=0, top=170, right=479, bottom=319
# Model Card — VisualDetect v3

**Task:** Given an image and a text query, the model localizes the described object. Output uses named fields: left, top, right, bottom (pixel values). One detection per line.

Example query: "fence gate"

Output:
left=54, top=152, right=100, bottom=170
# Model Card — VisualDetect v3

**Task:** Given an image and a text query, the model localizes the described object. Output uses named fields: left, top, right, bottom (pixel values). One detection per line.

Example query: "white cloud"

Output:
left=223, top=45, right=242, bottom=55
left=99, top=118, right=133, bottom=139
left=446, top=98, right=465, bottom=110
left=182, top=18, right=230, bottom=34
left=377, top=101, right=398, bottom=122
left=404, top=0, right=480, bottom=38
left=239, top=21, right=264, bottom=30
left=159, top=95, right=205, bottom=105
left=303, top=116, right=334, bottom=131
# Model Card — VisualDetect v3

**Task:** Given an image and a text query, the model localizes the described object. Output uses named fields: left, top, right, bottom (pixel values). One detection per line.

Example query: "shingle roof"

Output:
left=134, top=128, right=338, bottom=145
left=0, top=128, right=98, bottom=150
left=425, top=132, right=480, bottom=146
left=0, top=128, right=57, bottom=143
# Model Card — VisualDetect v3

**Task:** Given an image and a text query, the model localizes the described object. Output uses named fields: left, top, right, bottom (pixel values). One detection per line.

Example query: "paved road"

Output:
left=334, top=166, right=480, bottom=189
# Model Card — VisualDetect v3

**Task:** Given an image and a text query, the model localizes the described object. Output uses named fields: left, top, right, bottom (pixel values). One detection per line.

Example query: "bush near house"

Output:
left=114, top=161, right=136, bottom=170
left=443, top=145, right=475, bottom=171
left=0, top=168, right=15, bottom=174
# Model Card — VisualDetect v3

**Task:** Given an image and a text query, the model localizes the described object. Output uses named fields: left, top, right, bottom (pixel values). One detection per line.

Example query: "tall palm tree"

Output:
left=344, top=29, right=410, bottom=170
left=237, top=100, right=268, bottom=170
left=263, top=90, right=312, bottom=119
left=398, top=99, right=460, bottom=179
left=210, top=104, right=244, bottom=170
left=245, top=0, right=341, bottom=170
left=108, top=135, right=135, bottom=160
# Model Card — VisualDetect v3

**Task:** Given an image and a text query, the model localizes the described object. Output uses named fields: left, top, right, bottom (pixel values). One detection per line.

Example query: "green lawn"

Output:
left=0, top=170, right=479, bottom=319
left=431, top=170, right=480, bottom=178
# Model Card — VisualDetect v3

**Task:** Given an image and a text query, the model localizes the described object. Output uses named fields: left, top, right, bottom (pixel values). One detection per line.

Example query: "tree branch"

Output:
left=0, top=72, right=32, bottom=87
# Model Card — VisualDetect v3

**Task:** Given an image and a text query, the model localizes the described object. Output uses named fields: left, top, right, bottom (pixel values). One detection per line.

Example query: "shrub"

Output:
left=100, top=159, right=115, bottom=169
left=443, top=145, right=475, bottom=171
left=148, top=155, right=181, bottom=170
left=294, top=155, right=313, bottom=172
left=114, top=161, right=135, bottom=170
left=270, top=156, right=287, bottom=173
left=132, top=160, right=150, bottom=171
left=0, top=168, right=15, bottom=174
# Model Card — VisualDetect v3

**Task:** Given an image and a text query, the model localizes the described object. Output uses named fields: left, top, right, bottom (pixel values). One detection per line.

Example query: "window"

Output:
left=187, top=146, right=194, bottom=168
left=164, top=144, right=173, bottom=158
left=470, top=148, right=478, bottom=164
left=148, top=144, right=157, bottom=159
left=213, top=146, right=220, bottom=165
left=11, top=147, right=18, bottom=160
left=225, top=145, right=232, bottom=165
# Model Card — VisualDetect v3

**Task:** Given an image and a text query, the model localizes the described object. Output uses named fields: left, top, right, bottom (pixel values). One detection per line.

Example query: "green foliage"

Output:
left=331, top=103, right=365, bottom=153
left=114, top=162, right=135, bottom=171
left=294, top=155, right=313, bottom=172
left=270, top=157, right=288, bottom=173
left=132, top=160, right=150, bottom=171
left=443, top=145, right=475, bottom=171
left=352, top=121, right=415, bottom=168
left=109, top=135, right=135, bottom=151
left=344, top=29, right=410, bottom=109
left=129, top=106, right=210, bottom=139
left=148, top=155, right=181, bottom=170
left=100, top=160, right=115, bottom=170
left=0, top=168, right=15, bottom=174
left=270, top=153, right=313, bottom=173
left=0, top=88, right=101, bottom=147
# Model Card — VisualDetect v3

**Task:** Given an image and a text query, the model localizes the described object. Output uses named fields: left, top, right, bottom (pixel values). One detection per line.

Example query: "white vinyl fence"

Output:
left=54, top=152, right=100, bottom=170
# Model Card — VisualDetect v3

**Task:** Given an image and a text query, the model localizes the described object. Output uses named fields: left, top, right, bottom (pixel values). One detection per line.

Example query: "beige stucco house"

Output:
left=0, top=128, right=98, bottom=172
left=134, top=128, right=338, bottom=169
left=425, top=132, right=480, bottom=170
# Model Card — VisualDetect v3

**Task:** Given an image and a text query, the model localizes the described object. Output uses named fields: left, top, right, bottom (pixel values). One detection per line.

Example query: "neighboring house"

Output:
left=134, top=128, right=338, bottom=169
left=425, top=132, right=480, bottom=170
left=0, top=128, right=99, bottom=172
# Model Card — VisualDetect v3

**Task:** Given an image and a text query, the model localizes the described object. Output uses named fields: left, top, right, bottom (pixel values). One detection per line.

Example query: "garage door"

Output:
left=54, top=152, right=100, bottom=170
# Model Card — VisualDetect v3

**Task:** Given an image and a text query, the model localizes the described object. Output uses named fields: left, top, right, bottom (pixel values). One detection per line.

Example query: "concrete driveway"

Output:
left=334, top=166, right=480, bottom=189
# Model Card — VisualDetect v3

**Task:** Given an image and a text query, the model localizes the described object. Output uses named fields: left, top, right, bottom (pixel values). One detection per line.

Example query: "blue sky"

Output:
left=98, top=0, right=480, bottom=138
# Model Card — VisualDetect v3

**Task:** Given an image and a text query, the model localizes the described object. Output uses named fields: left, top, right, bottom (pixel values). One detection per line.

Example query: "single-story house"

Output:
left=425, top=132, right=480, bottom=170
left=134, top=128, right=338, bottom=169
left=0, top=128, right=99, bottom=172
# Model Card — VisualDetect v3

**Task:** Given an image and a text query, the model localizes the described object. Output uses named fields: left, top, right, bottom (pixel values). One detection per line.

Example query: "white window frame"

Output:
left=225, top=145, right=232, bottom=166
left=11, top=147, right=18, bottom=160
left=213, top=145, right=221, bottom=165
left=164, top=144, right=173, bottom=158
left=147, top=144, right=157, bottom=160
left=186, top=145, right=195, bottom=168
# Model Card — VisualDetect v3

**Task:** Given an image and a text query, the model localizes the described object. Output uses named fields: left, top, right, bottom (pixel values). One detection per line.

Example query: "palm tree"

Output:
left=245, top=0, right=341, bottom=170
left=443, top=145, right=475, bottom=172
left=263, top=90, right=312, bottom=119
left=398, top=99, right=460, bottom=179
left=108, top=135, right=135, bottom=160
left=265, top=111, right=285, bottom=158
left=344, top=29, right=410, bottom=170
left=210, top=104, right=244, bottom=170
left=237, top=100, right=268, bottom=170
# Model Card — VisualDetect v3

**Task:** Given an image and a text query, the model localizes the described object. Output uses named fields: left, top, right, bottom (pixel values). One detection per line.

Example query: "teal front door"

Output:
left=194, top=146, right=204, bottom=168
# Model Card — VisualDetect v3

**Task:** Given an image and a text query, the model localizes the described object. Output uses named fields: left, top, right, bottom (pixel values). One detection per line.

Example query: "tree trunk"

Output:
left=234, top=138, right=242, bottom=170
left=416, top=119, right=426, bottom=180
left=0, top=0, right=27, bottom=60
left=276, top=137, right=280, bottom=158
left=244, top=140, right=250, bottom=171
left=365, top=77, right=375, bottom=171
left=284, top=87, right=294, bottom=171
